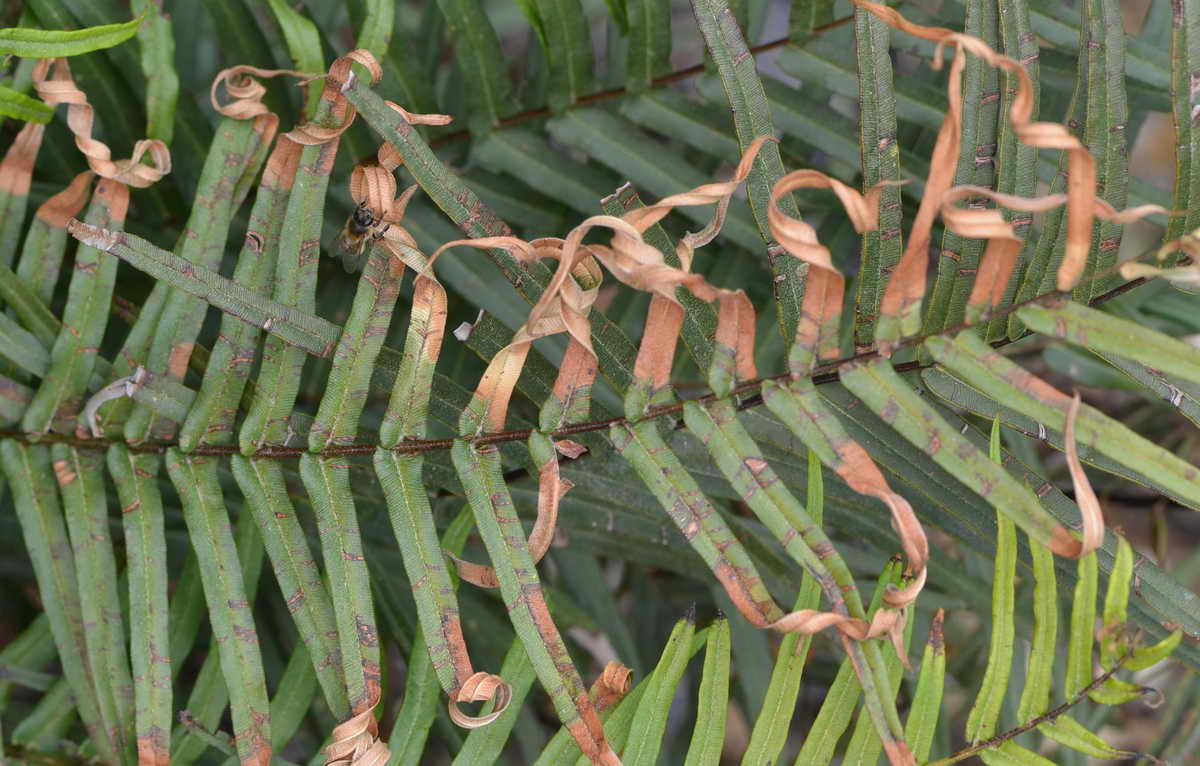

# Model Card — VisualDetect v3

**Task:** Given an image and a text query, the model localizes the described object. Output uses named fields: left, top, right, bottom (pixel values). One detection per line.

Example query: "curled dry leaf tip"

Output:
left=33, top=58, right=170, bottom=188
left=449, top=672, right=513, bottom=728
left=323, top=698, right=391, bottom=766
left=1064, top=392, right=1105, bottom=557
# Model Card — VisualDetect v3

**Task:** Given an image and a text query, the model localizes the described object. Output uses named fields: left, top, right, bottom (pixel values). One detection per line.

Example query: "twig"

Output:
left=926, top=654, right=1158, bottom=766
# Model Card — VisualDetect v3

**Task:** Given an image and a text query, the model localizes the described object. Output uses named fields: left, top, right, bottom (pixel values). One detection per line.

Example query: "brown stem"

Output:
left=0, top=271, right=1144, bottom=460
left=927, top=654, right=1159, bottom=766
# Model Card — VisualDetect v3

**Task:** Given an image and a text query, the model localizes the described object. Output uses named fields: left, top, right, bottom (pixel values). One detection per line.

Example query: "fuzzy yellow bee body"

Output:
left=334, top=202, right=389, bottom=273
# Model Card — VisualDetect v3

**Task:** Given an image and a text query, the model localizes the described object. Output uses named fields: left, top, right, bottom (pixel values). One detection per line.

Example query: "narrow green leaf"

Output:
left=838, top=358, right=1074, bottom=554
left=0, top=615, right=56, bottom=712
left=1099, top=535, right=1134, bottom=670
left=0, top=666, right=51, bottom=693
left=67, top=221, right=338, bottom=359
left=610, top=418, right=782, bottom=625
left=1088, top=675, right=1147, bottom=705
left=1019, top=301, right=1200, bottom=386
left=533, top=0, right=593, bottom=111
left=263, top=643, right=318, bottom=752
left=1164, top=0, right=1200, bottom=258
left=387, top=508, right=474, bottom=766
left=621, top=87, right=742, bottom=158
left=965, top=418, right=1017, bottom=743
left=436, top=0, right=518, bottom=132
left=757, top=75, right=876, bottom=185
left=170, top=510, right=265, bottom=765
left=177, top=138, right=296, bottom=451
left=537, top=631, right=709, bottom=766
left=352, top=0, right=393, bottom=65
left=167, top=451, right=272, bottom=765
left=924, top=331, right=1200, bottom=512
left=300, top=452, right=379, bottom=714
left=789, top=0, right=834, bottom=40
left=0, top=12, right=143, bottom=57
left=792, top=560, right=903, bottom=766
left=0, top=440, right=114, bottom=761
left=0, top=312, right=48, bottom=377
left=167, top=550, right=207, bottom=678
left=454, top=439, right=612, bottom=762
left=683, top=617, right=730, bottom=766
left=691, top=0, right=805, bottom=343
left=620, top=613, right=697, bottom=765
left=309, top=244, right=404, bottom=450
left=1008, top=81, right=1083, bottom=336
left=625, top=0, right=670, bottom=93
left=979, top=741, right=1058, bottom=766
left=1065, top=552, right=1098, bottom=699
left=10, top=679, right=77, bottom=748
left=0, top=85, right=53, bottom=123
left=1125, top=629, right=1182, bottom=671
left=1016, top=514, right=1058, bottom=721
left=131, top=0, right=176, bottom=143
left=851, top=3, right=904, bottom=347
left=374, top=449, right=470, bottom=698
left=106, top=446, right=171, bottom=766
left=14, top=178, right=92, bottom=315
left=23, top=181, right=127, bottom=434
left=1096, top=350, right=1200, bottom=429
left=683, top=394, right=905, bottom=750
left=264, top=0, right=323, bottom=115
left=55, top=444, right=134, bottom=764
left=1075, top=0, right=1129, bottom=301
left=839, top=598, right=915, bottom=766
left=237, top=102, right=345, bottom=454
left=232, top=456, right=350, bottom=720
left=985, top=0, right=1040, bottom=339
left=904, top=610, right=946, bottom=764
left=0, top=263, right=59, bottom=348
left=602, top=0, right=629, bottom=34
left=0, top=375, right=31, bottom=424
left=1038, top=715, right=1139, bottom=760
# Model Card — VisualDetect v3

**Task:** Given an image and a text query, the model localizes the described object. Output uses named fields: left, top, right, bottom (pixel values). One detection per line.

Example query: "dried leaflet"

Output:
left=765, top=167, right=928, bottom=647
left=942, top=186, right=1173, bottom=322
left=33, top=170, right=94, bottom=229
left=589, top=662, right=633, bottom=713
left=32, top=58, right=170, bottom=188
left=284, top=50, right=383, bottom=147
left=768, top=169, right=899, bottom=371
left=427, top=235, right=598, bottom=587
left=1064, top=393, right=1105, bottom=557
left=0, top=120, right=44, bottom=192
left=846, top=0, right=1164, bottom=351
left=323, top=694, right=390, bottom=766
left=1120, top=227, right=1200, bottom=288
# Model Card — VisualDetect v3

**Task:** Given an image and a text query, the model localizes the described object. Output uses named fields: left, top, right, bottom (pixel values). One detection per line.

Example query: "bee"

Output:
left=334, top=201, right=390, bottom=273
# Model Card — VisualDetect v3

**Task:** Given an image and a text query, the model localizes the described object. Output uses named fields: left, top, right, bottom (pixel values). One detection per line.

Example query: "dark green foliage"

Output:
left=0, top=1, right=1196, bottom=765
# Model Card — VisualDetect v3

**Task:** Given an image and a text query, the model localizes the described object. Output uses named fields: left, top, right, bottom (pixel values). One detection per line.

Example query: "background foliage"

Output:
left=1, top=0, right=1199, bottom=764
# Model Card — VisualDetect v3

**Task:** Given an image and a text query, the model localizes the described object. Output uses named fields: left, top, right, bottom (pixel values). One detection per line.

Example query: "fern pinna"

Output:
left=0, top=0, right=1197, bottom=764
